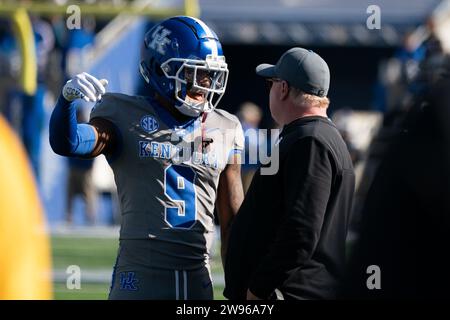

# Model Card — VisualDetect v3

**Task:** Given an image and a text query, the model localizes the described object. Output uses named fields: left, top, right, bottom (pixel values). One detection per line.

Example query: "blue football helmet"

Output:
left=140, top=16, right=229, bottom=117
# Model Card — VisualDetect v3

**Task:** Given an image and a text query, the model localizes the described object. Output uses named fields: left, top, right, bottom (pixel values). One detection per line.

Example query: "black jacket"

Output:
left=224, top=116, right=355, bottom=300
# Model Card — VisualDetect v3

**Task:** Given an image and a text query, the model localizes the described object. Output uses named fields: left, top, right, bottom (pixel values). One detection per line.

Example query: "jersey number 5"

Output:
left=164, top=164, right=197, bottom=229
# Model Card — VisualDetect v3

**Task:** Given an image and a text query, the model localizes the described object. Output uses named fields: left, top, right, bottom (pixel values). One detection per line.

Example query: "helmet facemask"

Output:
left=160, top=54, right=229, bottom=117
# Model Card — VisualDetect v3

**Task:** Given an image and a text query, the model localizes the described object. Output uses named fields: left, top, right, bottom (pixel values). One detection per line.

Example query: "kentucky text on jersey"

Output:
left=138, top=141, right=219, bottom=169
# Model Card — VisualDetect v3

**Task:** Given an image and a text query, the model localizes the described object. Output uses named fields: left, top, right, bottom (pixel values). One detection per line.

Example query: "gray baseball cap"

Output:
left=256, top=47, right=330, bottom=97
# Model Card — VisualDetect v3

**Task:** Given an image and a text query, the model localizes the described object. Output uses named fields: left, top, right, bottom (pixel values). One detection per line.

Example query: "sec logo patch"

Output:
left=140, top=115, right=159, bottom=133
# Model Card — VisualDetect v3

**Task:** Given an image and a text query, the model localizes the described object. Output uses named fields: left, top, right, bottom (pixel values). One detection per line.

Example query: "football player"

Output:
left=49, top=16, right=244, bottom=300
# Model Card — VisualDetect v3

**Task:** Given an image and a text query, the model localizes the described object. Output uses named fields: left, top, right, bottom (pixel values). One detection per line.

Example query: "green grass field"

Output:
left=51, top=235, right=226, bottom=300
left=52, top=237, right=119, bottom=270
left=54, top=282, right=226, bottom=300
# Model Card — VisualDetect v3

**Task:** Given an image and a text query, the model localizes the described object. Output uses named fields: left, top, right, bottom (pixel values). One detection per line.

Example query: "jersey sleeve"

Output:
left=88, top=93, right=125, bottom=160
left=225, top=114, right=244, bottom=163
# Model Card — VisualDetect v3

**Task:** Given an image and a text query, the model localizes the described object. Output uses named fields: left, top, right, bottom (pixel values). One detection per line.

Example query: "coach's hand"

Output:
left=62, top=72, right=108, bottom=102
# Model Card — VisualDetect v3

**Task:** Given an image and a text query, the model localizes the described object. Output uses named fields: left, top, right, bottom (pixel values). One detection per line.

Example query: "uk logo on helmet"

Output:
left=149, top=25, right=172, bottom=55
left=140, top=115, right=159, bottom=133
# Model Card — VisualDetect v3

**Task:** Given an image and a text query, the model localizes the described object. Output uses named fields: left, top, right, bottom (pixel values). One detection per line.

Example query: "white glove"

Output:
left=62, top=72, right=108, bottom=102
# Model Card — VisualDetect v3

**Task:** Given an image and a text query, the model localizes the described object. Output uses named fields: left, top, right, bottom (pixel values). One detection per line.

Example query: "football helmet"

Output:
left=140, top=16, right=229, bottom=117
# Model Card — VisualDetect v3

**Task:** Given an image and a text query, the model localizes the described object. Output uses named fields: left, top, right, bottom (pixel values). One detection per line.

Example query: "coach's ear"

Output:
left=280, top=80, right=290, bottom=100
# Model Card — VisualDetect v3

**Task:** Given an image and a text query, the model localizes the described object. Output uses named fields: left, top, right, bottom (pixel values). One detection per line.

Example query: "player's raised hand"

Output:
left=62, top=72, right=108, bottom=102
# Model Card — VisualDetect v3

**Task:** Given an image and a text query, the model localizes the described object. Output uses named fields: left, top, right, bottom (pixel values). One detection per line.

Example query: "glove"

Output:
left=62, top=72, right=108, bottom=102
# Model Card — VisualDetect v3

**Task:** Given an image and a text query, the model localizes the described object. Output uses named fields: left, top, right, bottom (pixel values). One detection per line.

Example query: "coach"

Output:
left=224, top=48, right=355, bottom=300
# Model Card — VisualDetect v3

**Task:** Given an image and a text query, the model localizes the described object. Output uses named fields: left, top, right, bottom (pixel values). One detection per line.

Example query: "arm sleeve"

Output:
left=248, top=137, right=333, bottom=298
left=49, top=95, right=96, bottom=156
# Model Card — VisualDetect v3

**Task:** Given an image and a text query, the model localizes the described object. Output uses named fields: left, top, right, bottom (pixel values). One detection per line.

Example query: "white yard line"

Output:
left=51, top=225, right=120, bottom=238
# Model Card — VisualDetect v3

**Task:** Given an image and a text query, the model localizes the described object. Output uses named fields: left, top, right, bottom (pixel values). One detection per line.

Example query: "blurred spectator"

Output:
left=373, top=29, right=432, bottom=116
left=236, top=101, right=263, bottom=192
left=339, top=129, right=362, bottom=166
left=0, top=19, right=17, bottom=115
left=61, top=16, right=99, bottom=226
left=395, top=31, right=426, bottom=86
left=343, top=57, right=450, bottom=298
left=422, top=17, right=443, bottom=60
left=92, top=156, right=121, bottom=226
left=25, top=17, right=55, bottom=180
left=1, top=17, right=55, bottom=181
left=361, top=24, right=445, bottom=234
left=63, top=16, right=96, bottom=79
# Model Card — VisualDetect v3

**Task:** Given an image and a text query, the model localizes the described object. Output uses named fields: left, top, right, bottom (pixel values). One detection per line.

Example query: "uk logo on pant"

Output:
left=119, top=272, right=139, bottom=291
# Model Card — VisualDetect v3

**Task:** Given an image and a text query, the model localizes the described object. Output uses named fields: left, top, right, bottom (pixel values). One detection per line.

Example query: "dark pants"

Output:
left=108, top=265, right=213, bottom=300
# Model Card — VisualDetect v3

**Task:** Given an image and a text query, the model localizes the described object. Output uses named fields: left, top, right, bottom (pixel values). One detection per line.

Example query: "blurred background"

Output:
left=0, top=0, right=449, bottom=299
